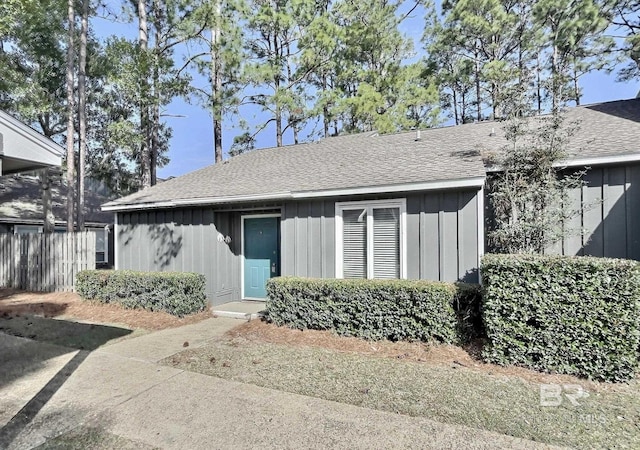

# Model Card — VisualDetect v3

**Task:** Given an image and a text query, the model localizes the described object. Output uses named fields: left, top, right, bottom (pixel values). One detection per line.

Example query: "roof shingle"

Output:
left=105, top=98, right=640, bottom=210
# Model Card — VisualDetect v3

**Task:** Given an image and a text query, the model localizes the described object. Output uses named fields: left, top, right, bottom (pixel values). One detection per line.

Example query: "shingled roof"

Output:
left=0, top=174, right=113, bottom=226
left=104, top=98, right=640, bottom=211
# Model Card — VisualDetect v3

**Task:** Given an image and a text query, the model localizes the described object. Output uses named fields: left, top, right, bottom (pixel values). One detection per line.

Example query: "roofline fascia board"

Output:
left=102, top=192, right=294, bottom=212
left=102, top=176, right=486, bottom=212
left=486, top=153, right=640, bottom=172
left=291, top=177, right=486, bottom=198
left=0, top=162, right=60, bottom=174
left=0, top=110, right=65, bottom=156
left=0, top=218, right=109, bottom=227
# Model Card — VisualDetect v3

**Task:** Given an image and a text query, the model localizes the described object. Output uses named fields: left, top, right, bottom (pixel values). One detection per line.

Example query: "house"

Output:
left=0, top=109, right=62, bottom=175
left=103, top=98, right=640, bottom=305
left=0, top=174, right=114, bottom=267
left=0, top=109, right=113, bottom=267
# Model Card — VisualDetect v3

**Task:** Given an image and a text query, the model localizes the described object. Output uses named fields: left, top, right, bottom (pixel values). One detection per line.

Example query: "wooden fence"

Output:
left=0, top=231, right=96, bottom=292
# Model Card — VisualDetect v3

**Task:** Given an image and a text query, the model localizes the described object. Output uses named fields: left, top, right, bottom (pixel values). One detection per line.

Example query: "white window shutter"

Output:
left=342, top=209, right=367, bottom=278
left=372, top=207, right=400, bottom=279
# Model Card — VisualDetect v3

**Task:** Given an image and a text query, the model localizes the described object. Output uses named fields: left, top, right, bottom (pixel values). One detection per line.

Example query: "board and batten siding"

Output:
left=116, top=188, right=482, bottom=305
left=117, top=208, right=242, bottom=305
left=559, top=163, right=640, bottom=259
left=486, top=163, right=640, bottom=260
left=281, top=189, right=481, bottom=283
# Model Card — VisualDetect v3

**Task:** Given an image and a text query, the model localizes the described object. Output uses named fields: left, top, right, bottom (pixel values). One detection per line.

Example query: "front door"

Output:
left=243, top=217, right=280, bottom=299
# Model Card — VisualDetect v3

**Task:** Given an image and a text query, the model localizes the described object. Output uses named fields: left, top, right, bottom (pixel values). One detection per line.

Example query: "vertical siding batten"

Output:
left=405, top=194, right=421, bottom=280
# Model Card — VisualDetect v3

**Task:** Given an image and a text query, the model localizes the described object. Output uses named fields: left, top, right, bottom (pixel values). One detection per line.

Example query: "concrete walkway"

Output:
left=212, top=301, right=266, bottom=320
left=1, top=317, right=564, bottom=450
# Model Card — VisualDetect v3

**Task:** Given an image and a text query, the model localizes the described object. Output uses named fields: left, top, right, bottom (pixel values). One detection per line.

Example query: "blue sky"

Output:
left=92, top=4, right=640, bottom=180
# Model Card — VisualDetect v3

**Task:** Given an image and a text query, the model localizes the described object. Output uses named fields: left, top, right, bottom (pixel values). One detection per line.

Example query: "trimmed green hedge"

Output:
left=265, top=277, right=481, bottom=344
left=76, top=270, right=208, bottom=317
left=481, top=254, right=640, bottom=382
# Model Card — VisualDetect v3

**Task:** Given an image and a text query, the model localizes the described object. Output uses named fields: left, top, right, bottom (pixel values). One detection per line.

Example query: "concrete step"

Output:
left=211, top=301, right=266, bottom=321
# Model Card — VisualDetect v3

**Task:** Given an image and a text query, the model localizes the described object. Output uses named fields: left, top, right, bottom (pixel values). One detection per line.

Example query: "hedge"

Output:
left=481, top=254, right=640, bottom=382
left=76, top=270, right=208, bottom=317
left=265, top=277, right=481, bottom=344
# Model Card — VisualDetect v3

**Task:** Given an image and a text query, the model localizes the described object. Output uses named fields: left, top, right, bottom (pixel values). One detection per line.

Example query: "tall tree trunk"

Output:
left=551, top=44, right=560, bottom=113
left=77, top=0, right=88, bottom=231
left=536, top=54, right=542, bottom=115
left=65, top=0, right=75, bottom=232
left=275, top=106, right=283, bottom=146
left=461, top=90, right=467, bottom=124
left=274, top=32, right=283, bottom=147
left=151, top=79, right=159, bottom=185
left=286, top=40, right=299, bottom=145
left=138, top=0, right=152, bottom=188
left=151, top=0, right=160, bottom=186
left=452, top=89, right=459, bottom=125
left=474, top=43, right=481, bottom=122
left=211, top=0, right=223, bottom=163
left=322, top=72, right=329, bottom=138
left=39, top=169, right=54, bottom=233
left=572, top=59, right=580, bottom=106
left=492, top=83, right=499, bottom=119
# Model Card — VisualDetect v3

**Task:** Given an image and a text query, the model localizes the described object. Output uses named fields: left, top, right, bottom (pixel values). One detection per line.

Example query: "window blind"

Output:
left=342, top=208, right=367, bottom=278
left=373, top=207, right=400, bottom=279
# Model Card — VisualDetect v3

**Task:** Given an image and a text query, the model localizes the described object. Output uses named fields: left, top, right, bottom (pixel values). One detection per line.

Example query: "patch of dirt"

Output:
left=0, top=289, right=212, bottom=331
left=227, top=320, right=624, bottom=391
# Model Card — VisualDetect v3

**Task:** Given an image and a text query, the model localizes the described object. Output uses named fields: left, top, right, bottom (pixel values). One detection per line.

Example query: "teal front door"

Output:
left=243, top=217, right=280, bottom=299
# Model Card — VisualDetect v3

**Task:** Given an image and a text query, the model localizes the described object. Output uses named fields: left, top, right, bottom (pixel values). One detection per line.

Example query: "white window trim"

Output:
left=95, top=228, right=109, bottom=264
left=335, top=198, right=407, bottom=279
left=14, top=225, right=43, bottom=234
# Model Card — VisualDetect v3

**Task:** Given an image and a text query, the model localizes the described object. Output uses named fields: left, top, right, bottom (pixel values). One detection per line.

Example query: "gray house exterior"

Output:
left=104, top=98, right=640, bottom=306
left=0, top=109, right=62, bottom=175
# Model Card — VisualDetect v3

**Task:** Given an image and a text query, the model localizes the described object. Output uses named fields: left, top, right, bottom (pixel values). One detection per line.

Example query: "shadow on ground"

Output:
left=0, top=312, right=132, bottom=448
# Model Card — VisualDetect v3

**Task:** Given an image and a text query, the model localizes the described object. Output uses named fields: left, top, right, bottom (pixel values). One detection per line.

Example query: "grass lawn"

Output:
left=162, top=321, right=640, bottom=450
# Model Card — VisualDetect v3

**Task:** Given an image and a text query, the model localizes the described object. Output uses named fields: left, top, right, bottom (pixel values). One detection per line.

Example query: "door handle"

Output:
left=271, top=263, right=276, bottom=274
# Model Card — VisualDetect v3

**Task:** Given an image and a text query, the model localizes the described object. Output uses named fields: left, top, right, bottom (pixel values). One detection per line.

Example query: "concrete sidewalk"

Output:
left=2, top=317, right=564, bottom=450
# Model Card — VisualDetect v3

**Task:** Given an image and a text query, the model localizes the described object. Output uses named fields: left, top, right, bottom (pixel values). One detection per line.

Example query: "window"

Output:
left=14, top=225, right=108, bottom=264
left=94, top=228, right=108, bottom=264
left=14, top=225, right=43, bottom=234
left=336, top=199, right=406, bottom=279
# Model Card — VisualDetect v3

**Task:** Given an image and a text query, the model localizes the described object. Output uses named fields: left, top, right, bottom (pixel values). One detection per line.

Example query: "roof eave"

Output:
left=485, top=152, right=640, bottom=173
left=102, top=176, right=487, bottom=213
left=0, top=110, right=65, bottom=157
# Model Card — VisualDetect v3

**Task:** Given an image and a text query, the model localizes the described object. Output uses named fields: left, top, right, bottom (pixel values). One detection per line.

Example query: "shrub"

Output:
left=481, top=254, right=640, bottom=382
left=265, top=277, right=481, bottom=344
left=76, top=270, right=207, bottom=317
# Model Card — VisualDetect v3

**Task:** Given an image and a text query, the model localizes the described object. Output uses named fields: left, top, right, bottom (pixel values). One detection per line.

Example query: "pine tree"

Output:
left=65, top=0, right=76, bottom=231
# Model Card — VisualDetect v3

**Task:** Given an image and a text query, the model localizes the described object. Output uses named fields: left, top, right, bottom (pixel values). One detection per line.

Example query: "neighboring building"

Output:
left=0, top=109, right=61, bottom=175
left=0, top=109, right=112, bottom=267
left=0, top=174, right=114, bottom=267
left=103, top=98, right=640, bottom=305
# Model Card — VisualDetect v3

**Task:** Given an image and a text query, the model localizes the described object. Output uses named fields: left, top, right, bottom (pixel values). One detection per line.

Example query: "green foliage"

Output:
left=265, top=277, right=481, bottom=344
left=613, top=1, right=640, bottom=81
left=76, top=270, right=207, bottom=317
left=481, top=254, right=640, bottom=382
left=229, top=132, right=255, bottom=157
left=487, top=110, right=585, bottom=254
left=0, top=0, right=68, bottom=137
left=533, top=0, right=612, bottom=106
